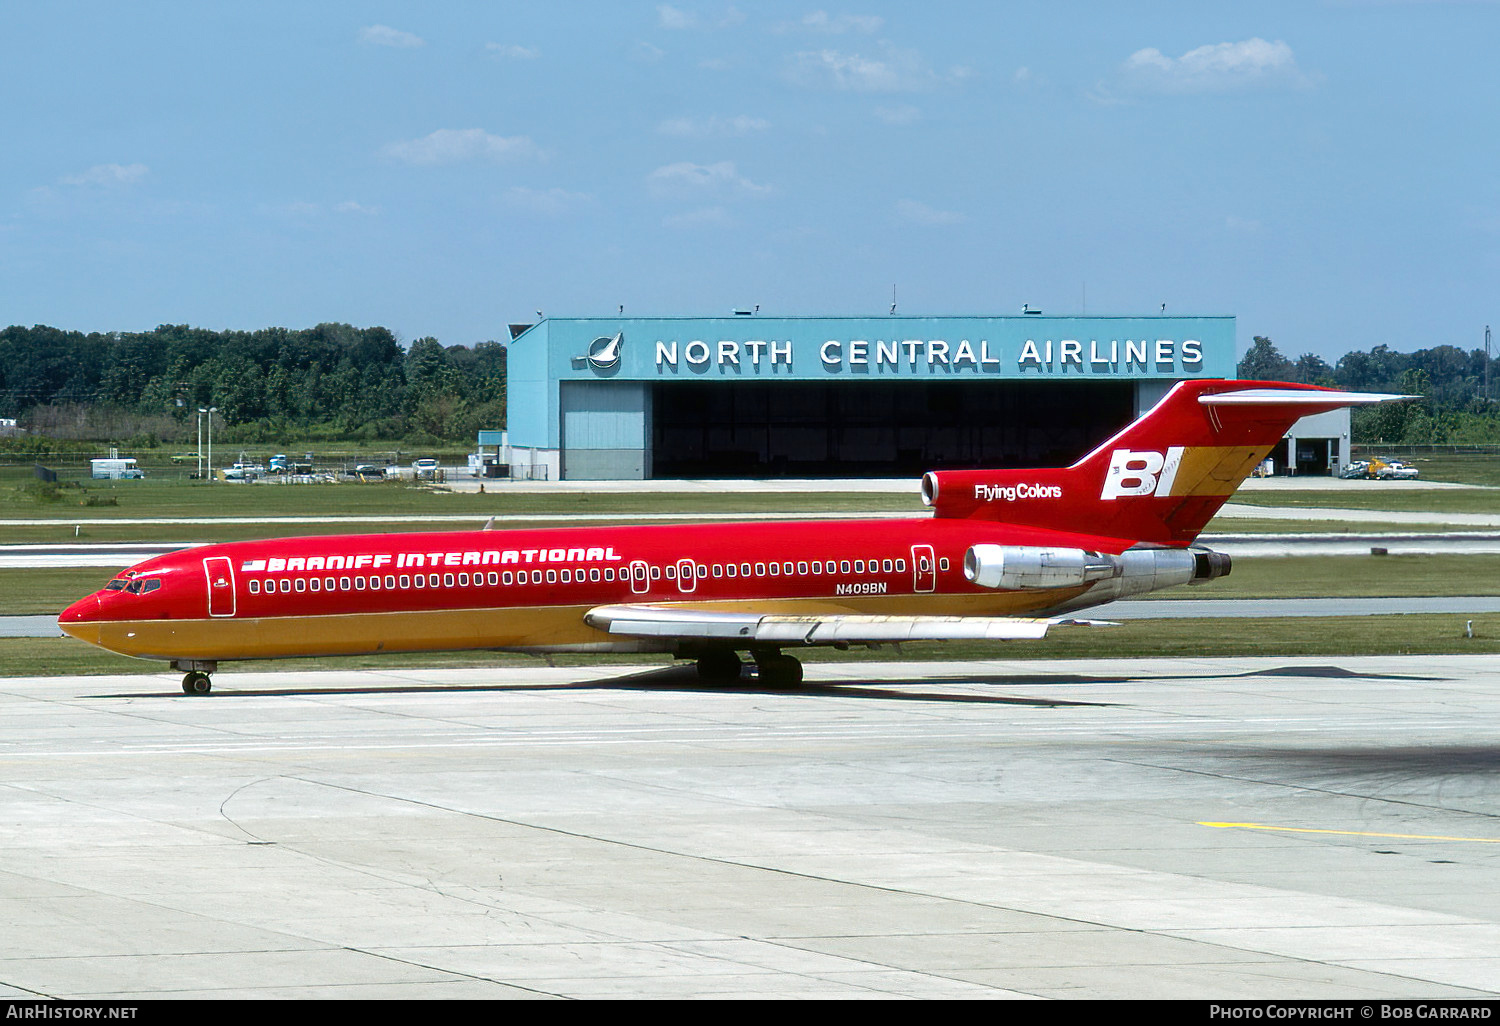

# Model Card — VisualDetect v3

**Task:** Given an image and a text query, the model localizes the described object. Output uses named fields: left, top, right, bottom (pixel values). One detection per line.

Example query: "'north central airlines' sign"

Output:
left=651, top=337, right=1205, bottom=373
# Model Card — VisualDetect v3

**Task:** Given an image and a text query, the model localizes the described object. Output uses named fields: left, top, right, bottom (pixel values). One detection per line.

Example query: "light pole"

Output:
left=205, top=407, right=217, bottom=481
left=196, top=408, right=206, bottom=480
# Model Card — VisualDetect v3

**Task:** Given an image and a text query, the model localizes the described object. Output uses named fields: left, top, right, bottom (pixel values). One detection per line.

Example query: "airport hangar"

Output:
left=497, top=314, right=1346, bottom=481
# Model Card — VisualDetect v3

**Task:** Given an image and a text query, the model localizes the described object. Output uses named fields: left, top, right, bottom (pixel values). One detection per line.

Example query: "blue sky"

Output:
left=2, top=1, right=1496, bottom=362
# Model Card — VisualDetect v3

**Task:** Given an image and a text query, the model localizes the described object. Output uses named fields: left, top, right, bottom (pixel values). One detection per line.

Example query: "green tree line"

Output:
left=0, top=323, right=506, bottom=446
left=1238, top=335, right=1499, bottom=444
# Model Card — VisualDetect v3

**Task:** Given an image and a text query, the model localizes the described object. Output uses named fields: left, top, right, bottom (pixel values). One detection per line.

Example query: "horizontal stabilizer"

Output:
left=585, top=604, right=1114, bottom=646
left=1198, top=388, right=1412, bottom=407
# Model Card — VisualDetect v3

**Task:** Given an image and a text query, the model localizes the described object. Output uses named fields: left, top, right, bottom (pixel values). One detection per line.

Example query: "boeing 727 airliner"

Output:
left=58, top=380, right=1405, bottom=693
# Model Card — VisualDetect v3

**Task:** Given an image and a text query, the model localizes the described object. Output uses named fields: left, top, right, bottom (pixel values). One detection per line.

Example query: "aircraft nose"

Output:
left=57, top=594, right=102, bottom=642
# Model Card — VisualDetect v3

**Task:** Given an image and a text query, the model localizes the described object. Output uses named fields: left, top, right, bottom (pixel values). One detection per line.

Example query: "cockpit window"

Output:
left=104, top=580, right=126, bottom=592
left=125, top=580, right=143, bottom=594
left=142, top=579, right=161, bottom=593
left=122, top=579, right=161, bottom=595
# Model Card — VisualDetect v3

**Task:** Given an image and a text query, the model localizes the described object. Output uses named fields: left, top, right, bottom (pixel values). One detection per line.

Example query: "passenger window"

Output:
left=340, top=577, right=351, bottom=590
left=546, top=570, right=557, bottom=584
left=604, top=568, right=614, bottom=582
left=650, top=567, right=661, bottom=580
left=280, top=579, right=291, bottom=593
left=502, top=571, right=513, bottom=585
left=489, top=572, right=499, bottom=586
left=310, top=578, right=321, bottom=592
left=399, top=575, right=410, bottom=589
left=883, top=559, right=893, bottom=573
left=854, top=560, right=864, bottom=573
left=755, top=563, right=766, bottom=576
left=249, top=580, right=260, bottom=594
left=783, top=563, right=793, bottom=575
left=741, top=563, right=751, bottom=577
left=295, top=578, right=306, bottom=592
left=355, top=577, right=366, bottom=590
left=562, top=569, right=572, bottom=583
left=939, top=558, right=950, bottom=571
left=840, top=560, right=850, bottom=573
left=590, top=568, right=600, bottom=582
left=896, top=559, right=905, bottom=572
left=665, top=566, right=676, bottom=580
left=768, top=562, right=779, bottom=576
left=531, top=570, right=542, bottom=584
left=443, top=573, right=455, bottom=587
left=385, top=575, right=396, bottom=589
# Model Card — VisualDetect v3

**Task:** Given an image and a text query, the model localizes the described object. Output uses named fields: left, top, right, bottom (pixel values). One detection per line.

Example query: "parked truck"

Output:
left=90, top=458, right=145, bottom=480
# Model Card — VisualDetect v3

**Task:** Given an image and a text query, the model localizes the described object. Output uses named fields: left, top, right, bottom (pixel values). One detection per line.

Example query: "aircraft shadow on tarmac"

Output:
left=90, top=661, right=1444, bottom=705
left=93, top=663, right=1111, bottom=707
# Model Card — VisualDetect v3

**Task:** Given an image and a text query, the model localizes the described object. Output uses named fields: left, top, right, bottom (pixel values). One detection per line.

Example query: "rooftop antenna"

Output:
left=1160, top=302, right=1167, bottom=314
left=890, top=284, right=897, bottom=315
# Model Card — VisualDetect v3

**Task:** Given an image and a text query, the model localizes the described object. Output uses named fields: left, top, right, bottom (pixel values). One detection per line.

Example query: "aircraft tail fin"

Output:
left=920, top=380, right=1410, bottom=546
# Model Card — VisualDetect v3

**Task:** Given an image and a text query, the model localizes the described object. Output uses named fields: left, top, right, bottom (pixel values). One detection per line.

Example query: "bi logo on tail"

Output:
left=1101, top=447, right=1185, bottom=500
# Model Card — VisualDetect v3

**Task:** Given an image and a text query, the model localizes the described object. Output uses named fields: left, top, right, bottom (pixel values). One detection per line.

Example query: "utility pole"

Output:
left=1486, top=325, right=1492, bottom=401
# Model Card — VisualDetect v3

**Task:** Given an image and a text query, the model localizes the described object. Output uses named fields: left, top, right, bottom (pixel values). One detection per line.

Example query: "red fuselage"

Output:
left=59, top=516, right=1133, bottom=663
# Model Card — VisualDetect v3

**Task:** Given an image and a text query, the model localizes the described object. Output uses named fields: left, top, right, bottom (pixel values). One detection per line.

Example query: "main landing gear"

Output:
left=692, top=647, right=803, bottom=689
left=172, top=660, right=217, bottom=695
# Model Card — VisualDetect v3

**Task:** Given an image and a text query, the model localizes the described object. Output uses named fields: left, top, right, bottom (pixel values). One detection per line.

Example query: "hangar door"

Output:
left=650, top=380, right=1135, bottom=479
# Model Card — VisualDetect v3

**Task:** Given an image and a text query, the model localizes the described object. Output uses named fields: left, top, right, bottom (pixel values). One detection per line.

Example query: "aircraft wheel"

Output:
left=756, top=654, right=804, bottom=689
left=695, top=649, right=743, bottom=685
left=181, top=671, right=212, bottom=695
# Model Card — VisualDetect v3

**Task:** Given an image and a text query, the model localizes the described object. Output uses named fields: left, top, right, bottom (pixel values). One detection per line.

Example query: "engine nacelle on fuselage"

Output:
left=962, top=543, right=1230, bottom=609
left=963, top=545, right=1121, bottom=591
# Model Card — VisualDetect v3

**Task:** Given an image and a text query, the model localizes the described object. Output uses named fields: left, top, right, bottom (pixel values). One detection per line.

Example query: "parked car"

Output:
left=1338, top=461, right=1370, bottom=479
left=353, top=464, right=386, bottom=479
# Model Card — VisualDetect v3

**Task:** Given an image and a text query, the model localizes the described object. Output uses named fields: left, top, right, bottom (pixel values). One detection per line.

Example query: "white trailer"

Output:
left=90, top=458, right=145, bottom=480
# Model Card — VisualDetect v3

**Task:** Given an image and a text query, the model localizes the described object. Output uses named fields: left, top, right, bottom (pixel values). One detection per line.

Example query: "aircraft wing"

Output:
left=584, top=604, right=1114, bottom=645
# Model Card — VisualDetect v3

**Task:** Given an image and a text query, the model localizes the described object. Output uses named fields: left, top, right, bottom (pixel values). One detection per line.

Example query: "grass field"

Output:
left=7, top=463, right=1500, bottom=678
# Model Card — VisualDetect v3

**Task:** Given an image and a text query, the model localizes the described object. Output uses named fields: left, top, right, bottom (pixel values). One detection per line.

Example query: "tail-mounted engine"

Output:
left=963, top=545, right=1120, bottom=591
left=962, top=544, right=1231, bottom=602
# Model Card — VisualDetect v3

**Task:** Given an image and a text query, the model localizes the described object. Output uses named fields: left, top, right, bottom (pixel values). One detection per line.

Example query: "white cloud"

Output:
left=384, top=129, right=541, bottom=166
left=784, top=43, right=943, bottom=92
left=647, top=161, right=770, bottom=199
left=336, top=200, right=380, bottom=215
left=60, top=163, right=148, bottom=187
left=486, top=42, right=538, bottom=60
left=657, top=4, right=745, bottom=30
left=657, top=114, right=770, bottom=137
left=503, top=186, right=594, bottom=215
left=779, top=11, right=884, bottom=34
left=896, top=199, right=964, bottom=226
left=657, top=4, right=697, bottom=29
left=358, top=25, right=424, bottom=48
left=1119, top=38, right=1310, bottom=93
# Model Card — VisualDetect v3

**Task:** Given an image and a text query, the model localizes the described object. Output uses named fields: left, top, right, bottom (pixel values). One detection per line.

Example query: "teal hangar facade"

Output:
left=503, top=314, right=1237, bottom=480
